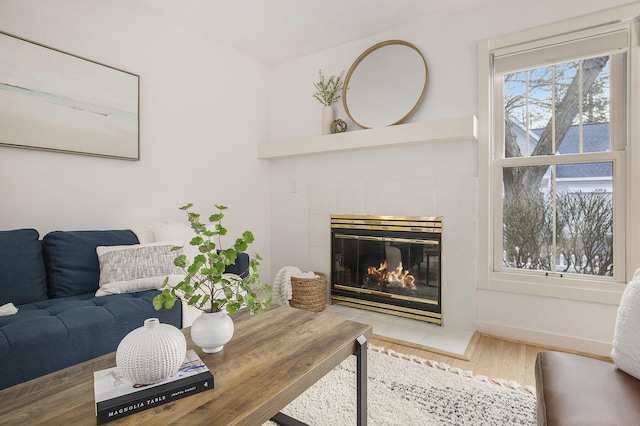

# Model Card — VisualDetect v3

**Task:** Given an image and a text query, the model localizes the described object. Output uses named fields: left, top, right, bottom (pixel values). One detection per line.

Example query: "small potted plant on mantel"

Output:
left=313, top=69, right=344, bottom=135
left=153, top=203, right=272, bottom=353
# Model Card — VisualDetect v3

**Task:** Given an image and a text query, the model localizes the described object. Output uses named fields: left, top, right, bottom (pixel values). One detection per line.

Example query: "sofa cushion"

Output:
left=0, top=290, right=182, bottom=390
left=43, top=230, right=139, bottom=298
left=611, top=268, right=640, bottom=380
left=0, top=229, right=48, bottom=306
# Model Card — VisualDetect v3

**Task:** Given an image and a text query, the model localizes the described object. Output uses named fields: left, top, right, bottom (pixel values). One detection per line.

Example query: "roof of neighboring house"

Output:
left=510, top=120, right=611, bottom=179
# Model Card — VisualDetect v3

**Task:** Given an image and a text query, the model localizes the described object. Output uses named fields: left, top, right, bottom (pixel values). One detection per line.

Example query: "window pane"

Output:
left=502, top=162, right=613, bottom=276
left=555, top=61, right=580, bottom=154
left=528, top=67, right=553, bottom=135
left=556, top=163, right=613, bottom=276
left=556, top=122, right=611, bottom=156
left=504, top=56, right=612, bottom=159
left=504, top=68, right=553, bottom=158
left=583, top=59, right=610, bottom=126
left=584, top=58, right=611, bottom=153
left=504, top=72, right=530, bottom=157
left=556, top=162, right=612, bottom=191
left=502, top=165, right=553, bottom=272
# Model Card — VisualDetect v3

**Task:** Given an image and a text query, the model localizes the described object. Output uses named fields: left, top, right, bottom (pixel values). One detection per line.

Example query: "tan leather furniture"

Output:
left=535, top=351, right=640, bottom=425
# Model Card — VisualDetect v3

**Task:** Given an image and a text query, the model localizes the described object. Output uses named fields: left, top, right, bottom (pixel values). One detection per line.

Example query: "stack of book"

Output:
left=93, top=350, right=213, bottom=424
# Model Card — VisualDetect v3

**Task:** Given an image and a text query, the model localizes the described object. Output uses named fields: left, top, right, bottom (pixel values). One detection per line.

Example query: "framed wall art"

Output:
left=0, top=31, right=139, bottom=160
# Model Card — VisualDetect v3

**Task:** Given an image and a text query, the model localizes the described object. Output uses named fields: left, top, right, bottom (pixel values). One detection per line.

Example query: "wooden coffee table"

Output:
left=0, top=305, right=372, bottom=425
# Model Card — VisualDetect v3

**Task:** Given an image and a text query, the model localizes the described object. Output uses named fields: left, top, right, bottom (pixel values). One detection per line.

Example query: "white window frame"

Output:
left=477, top=4, right=640, bottom=304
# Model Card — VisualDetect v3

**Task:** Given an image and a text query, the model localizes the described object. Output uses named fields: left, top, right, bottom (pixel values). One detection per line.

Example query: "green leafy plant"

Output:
left=153, top=203, right=272, bottom=315
left=313, top=69, right=345, bottom=106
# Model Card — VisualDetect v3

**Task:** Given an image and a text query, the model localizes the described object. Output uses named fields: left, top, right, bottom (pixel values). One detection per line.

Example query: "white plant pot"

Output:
left=190, top=310, right=234, bottom=353
left=116, top=318, right=187, bottom=385
left=322, top=105, right=334, bottom=135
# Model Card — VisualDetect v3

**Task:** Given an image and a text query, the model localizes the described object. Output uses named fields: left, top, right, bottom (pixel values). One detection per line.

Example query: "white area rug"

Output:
left=264, top=345, right=536, bottom=426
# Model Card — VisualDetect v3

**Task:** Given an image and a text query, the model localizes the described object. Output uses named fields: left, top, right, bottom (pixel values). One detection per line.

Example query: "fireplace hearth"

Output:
left=330, top=215, right=443, bottom=324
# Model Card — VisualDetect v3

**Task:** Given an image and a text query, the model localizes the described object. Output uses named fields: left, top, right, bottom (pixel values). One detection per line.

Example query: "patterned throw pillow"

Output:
left=95, top=242, right=184, bottom=297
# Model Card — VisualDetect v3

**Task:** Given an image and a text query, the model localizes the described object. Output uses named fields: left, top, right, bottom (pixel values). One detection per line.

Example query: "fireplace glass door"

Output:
left=330, top=215, right=442, bottom=324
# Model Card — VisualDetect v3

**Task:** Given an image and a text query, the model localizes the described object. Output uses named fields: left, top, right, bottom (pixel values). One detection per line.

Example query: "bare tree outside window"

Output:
left=556, top=189, right=613, bottom=275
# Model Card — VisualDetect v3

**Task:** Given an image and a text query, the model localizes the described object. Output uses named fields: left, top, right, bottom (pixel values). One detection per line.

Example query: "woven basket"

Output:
left=290, top=272, right=327, bottom=312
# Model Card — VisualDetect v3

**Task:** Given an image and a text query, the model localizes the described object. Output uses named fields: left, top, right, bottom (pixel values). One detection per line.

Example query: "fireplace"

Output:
left=330, top=215, right=442, bottom=325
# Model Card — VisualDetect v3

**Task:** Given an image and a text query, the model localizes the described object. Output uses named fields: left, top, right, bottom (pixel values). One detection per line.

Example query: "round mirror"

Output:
left=342, top=40, right=428, bottom=129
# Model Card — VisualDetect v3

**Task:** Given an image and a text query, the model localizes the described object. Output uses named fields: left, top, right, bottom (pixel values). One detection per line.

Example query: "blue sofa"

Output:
left=0, top=228, right=182, bottom=390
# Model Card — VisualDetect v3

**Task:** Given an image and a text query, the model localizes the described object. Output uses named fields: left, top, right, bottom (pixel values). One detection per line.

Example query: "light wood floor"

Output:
left=371, top=333, right=612, bottom=390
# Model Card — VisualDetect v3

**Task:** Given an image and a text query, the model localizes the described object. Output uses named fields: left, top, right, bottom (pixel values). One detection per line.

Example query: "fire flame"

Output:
left=367, top=260, right=416, bottom=289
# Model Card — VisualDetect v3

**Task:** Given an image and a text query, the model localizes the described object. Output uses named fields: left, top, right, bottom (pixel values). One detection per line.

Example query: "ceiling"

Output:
left=137, top=0, right=491, bottom=65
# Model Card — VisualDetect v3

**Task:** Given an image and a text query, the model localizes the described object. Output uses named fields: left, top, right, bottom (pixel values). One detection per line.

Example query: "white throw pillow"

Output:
left=129, top=223, right=156, bottom=244
left=130, top=220, right=191, bottom=244
left=153, top=221, right=193, bottom=243
left=153, top=221, right=202, bottom=261
left=611, top=268, right=640, bottom=380
left=96, top=242, right=184, bottom=297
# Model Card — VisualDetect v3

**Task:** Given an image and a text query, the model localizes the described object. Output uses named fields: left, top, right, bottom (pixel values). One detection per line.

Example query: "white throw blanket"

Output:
left=273, top=266, right=318, bottom=306
left=0, top=302, right=18, bottom=316
left=181, top=302, right=202, bottom=329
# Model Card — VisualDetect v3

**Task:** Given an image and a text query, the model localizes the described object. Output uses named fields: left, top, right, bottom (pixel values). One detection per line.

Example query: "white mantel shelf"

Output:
left=258, top=115, right=477, bottom=160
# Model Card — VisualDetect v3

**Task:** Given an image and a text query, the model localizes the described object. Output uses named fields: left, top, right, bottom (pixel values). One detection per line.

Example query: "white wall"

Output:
left=266, top=0, right=632, bottom=354
left=0, top=0, right=272, bottom=279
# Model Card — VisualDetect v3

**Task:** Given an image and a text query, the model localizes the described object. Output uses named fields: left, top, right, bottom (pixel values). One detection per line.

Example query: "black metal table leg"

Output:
left=356, top=334, right=368, bottom=426
left=271, top=412, right=309, bottom=426
left=271, top=334, right=368, bottom=426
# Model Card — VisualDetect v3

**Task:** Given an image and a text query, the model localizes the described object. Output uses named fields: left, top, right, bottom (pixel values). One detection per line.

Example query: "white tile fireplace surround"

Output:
left=307, top=175, right=478, bottom=333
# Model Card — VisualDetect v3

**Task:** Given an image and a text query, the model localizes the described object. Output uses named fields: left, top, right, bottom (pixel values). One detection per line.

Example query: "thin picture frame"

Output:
left=0, top=31, right=139, bottom=160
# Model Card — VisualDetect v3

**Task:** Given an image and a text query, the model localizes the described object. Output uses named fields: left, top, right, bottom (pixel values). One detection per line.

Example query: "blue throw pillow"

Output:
left=224, top=252, right=250, bottom=278
left=43, top=230, right=139, bottom=298
left=0, top=229, right=48, bottom=306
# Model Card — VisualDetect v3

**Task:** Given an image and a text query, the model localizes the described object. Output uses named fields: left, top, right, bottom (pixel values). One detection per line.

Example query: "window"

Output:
left=478, top=7, right=640, bottom=302
left=496, top=49, right=624, bottom=279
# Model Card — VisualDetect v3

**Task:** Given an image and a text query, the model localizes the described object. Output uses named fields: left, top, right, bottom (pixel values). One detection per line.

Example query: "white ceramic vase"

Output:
left=322, top=105, right=334, bottom=135
left=190, top=310, right=234, bottom=353
left=116, top=318, right=187, bottom=385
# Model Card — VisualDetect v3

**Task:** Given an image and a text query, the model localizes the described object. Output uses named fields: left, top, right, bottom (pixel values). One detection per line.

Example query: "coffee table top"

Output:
left=0, top=305, right=372, bottom=425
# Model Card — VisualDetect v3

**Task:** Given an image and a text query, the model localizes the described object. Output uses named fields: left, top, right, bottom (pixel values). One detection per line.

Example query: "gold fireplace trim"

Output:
left=331, top=214, right=443, bottom=234
left=334, top=234, right=440, bottom=246
left=334, top=284, right=438, bottom=305
left=331, top=295, right=442, bottom=325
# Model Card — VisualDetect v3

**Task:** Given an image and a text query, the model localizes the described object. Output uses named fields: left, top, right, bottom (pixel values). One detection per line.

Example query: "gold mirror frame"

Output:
left=342, top=40, right=429, bottom=129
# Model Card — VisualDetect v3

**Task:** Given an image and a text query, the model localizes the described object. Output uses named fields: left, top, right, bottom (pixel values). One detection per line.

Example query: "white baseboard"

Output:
left=475, top=321, right=612, bottom=357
